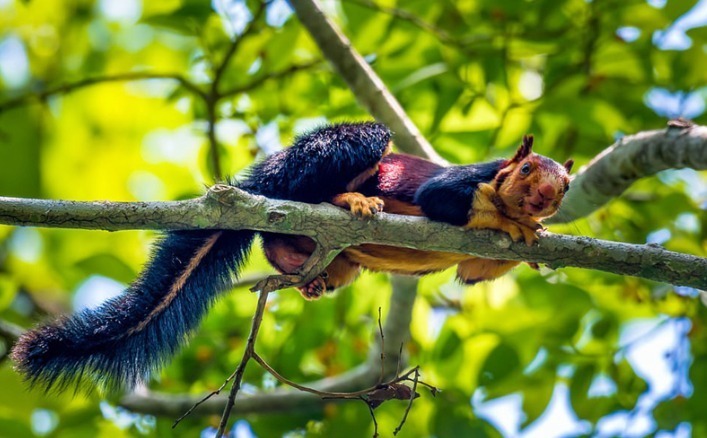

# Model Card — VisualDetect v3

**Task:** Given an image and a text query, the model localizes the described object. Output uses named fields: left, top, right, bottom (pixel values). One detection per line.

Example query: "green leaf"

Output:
left=521, top=370, right=556, bottom=426
left=570, top=365, right=618, bottom=423
left=142, top=2, right=214, bottom=35
left=435, top=327, right=462, bottom=360
left=478, top=342, right=520, bottom=387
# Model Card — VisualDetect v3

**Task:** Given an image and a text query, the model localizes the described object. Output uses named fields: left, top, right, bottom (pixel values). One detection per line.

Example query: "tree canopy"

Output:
left=0, top=0, right=706, bottom=437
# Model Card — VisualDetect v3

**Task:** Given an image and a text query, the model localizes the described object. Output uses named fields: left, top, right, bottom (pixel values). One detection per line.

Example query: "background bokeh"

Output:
left=1, top=0, right=706, bottom=436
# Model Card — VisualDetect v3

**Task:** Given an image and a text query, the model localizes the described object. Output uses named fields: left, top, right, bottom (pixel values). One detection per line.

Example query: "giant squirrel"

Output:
left=11, top=122, right=573, bottom=392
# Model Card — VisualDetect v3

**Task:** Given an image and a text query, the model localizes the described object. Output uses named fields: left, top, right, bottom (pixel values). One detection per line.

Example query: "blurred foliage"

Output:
left=0, top=0, right=706, bottom=436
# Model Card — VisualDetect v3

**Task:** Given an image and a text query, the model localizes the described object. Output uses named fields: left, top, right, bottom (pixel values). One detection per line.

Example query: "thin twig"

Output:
left=377, top=307, right=385, bottom=384
left=211, top=2, right=267, bottom=94
left=393, top=368, right=420, bottom=435
left=0, top=319, right=24, bottom=342
left=205, top=99, right=223, bottom=181
left=0, top=73, right=206, bottom=114
left=396, top=343, right=404, bottom=378
left=363, top=397, right=379, bottom=438
left=219, top=60, right=323, bottom=99
left=172, top=368, right=240, bottom=428
left=252, top=352, right=333, bottom=397
left=216, top=289, right=270, bottom=436
left=206, top=2, right=268, bottom=180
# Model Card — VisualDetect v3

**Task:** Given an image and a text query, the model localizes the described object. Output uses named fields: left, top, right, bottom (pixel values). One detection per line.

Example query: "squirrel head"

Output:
left=493, top=135, right=573, bottom=220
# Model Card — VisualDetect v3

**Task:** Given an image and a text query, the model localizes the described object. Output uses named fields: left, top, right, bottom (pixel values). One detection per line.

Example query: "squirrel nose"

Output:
left=538, top=183, right=557, bottom=200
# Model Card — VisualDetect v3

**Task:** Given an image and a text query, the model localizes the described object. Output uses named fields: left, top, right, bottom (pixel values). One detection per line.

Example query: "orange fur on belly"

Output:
left=379, top=197, right=424, bottom=216
left=344, top=244, right=469, bottom=275
left=344, top=197, right=467, bottom=274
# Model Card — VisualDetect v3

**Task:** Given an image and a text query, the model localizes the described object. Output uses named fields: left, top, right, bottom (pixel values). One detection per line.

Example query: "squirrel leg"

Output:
left=466, top=183, right=539, bottom=246
left=262, top=234, right=360, bottom=300
left=332, top=193, right=385, bottom=218
left=456, top=257, right=520, bottom=284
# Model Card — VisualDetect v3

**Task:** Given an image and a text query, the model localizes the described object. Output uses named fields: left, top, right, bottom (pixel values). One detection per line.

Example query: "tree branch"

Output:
left=0, top=319, right=23, bottom=343
left=204, top=2, right=269, bottom=181
left=218, top=60, right=323, bottom=99
left=551, top=123, right=707, bottom=223
left=0, top=184, right=704, bottom=289
left=0, top=73, right=206, bottom=114
left=289, top=0, right=446, bottom=164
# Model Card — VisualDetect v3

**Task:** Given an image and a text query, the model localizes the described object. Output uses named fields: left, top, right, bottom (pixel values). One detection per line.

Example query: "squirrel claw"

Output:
left=353, top=196, right=384, bottom=218
left=521, top=226, right=539, bottom=246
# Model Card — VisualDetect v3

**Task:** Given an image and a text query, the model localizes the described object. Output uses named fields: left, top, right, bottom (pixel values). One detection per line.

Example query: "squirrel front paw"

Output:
left=332, top=193, right=385, bottom=218
left=500, top=220, right=539, bottom=246
left=466, top=211, right=539, bottom=246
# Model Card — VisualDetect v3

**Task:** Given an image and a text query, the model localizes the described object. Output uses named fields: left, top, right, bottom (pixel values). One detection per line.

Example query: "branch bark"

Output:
left=551, top=123, right=707, bottom=223
left=0, top=185, right=705, bottom=289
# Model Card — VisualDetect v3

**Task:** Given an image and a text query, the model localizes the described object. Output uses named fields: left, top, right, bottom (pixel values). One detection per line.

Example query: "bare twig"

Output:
left=205, top=2, right=268, bottom=181
left=168, top=271, right=275, bottom=428
left=396, top=342, right=404, bottom=378
left=172, top=367, right=240, bottom=428
left=393, top=368, right=420, bottom=435
left=252, top=338, right=431, bottom=437
left=219, top=59, right=323, bottom=99
left=0, top=319, right=24, bottom=342
left=0, top=73, right=206, bottom=114
left=377, top=307, right=385, bottom=384
left=211, top=2, right=267, bottom=94
left=364, top=398, right=379, bottom=438
left=216, top=289, right=270, bottom=436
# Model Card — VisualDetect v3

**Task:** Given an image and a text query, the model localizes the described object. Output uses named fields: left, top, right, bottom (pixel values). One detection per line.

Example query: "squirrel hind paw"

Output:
left=298, top=275, right=328, bottom=300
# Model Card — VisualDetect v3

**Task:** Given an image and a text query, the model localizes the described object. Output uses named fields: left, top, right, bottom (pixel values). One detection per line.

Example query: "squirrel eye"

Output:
left=520, top=163, right=531, bottom=175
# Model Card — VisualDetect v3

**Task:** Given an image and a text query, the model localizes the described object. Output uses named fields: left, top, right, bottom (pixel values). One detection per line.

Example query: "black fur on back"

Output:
left=415, top=160, right=504, bottom=226
left=239, top=122, right=391, bottom=203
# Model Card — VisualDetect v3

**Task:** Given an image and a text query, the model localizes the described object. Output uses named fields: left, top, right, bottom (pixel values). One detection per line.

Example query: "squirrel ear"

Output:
left=563, top=159, right=574, bottom=173
left=510, top=135, right=534, bottom=162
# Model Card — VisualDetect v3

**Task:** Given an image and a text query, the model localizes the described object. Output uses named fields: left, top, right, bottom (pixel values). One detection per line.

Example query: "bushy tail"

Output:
left=11, top=229, right=255, bottom=393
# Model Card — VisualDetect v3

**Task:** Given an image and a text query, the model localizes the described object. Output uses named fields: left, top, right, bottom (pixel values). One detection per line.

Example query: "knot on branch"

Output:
left=267, top=210, right=287, bottom=224
left=206, top=184, right=254, bottom=207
